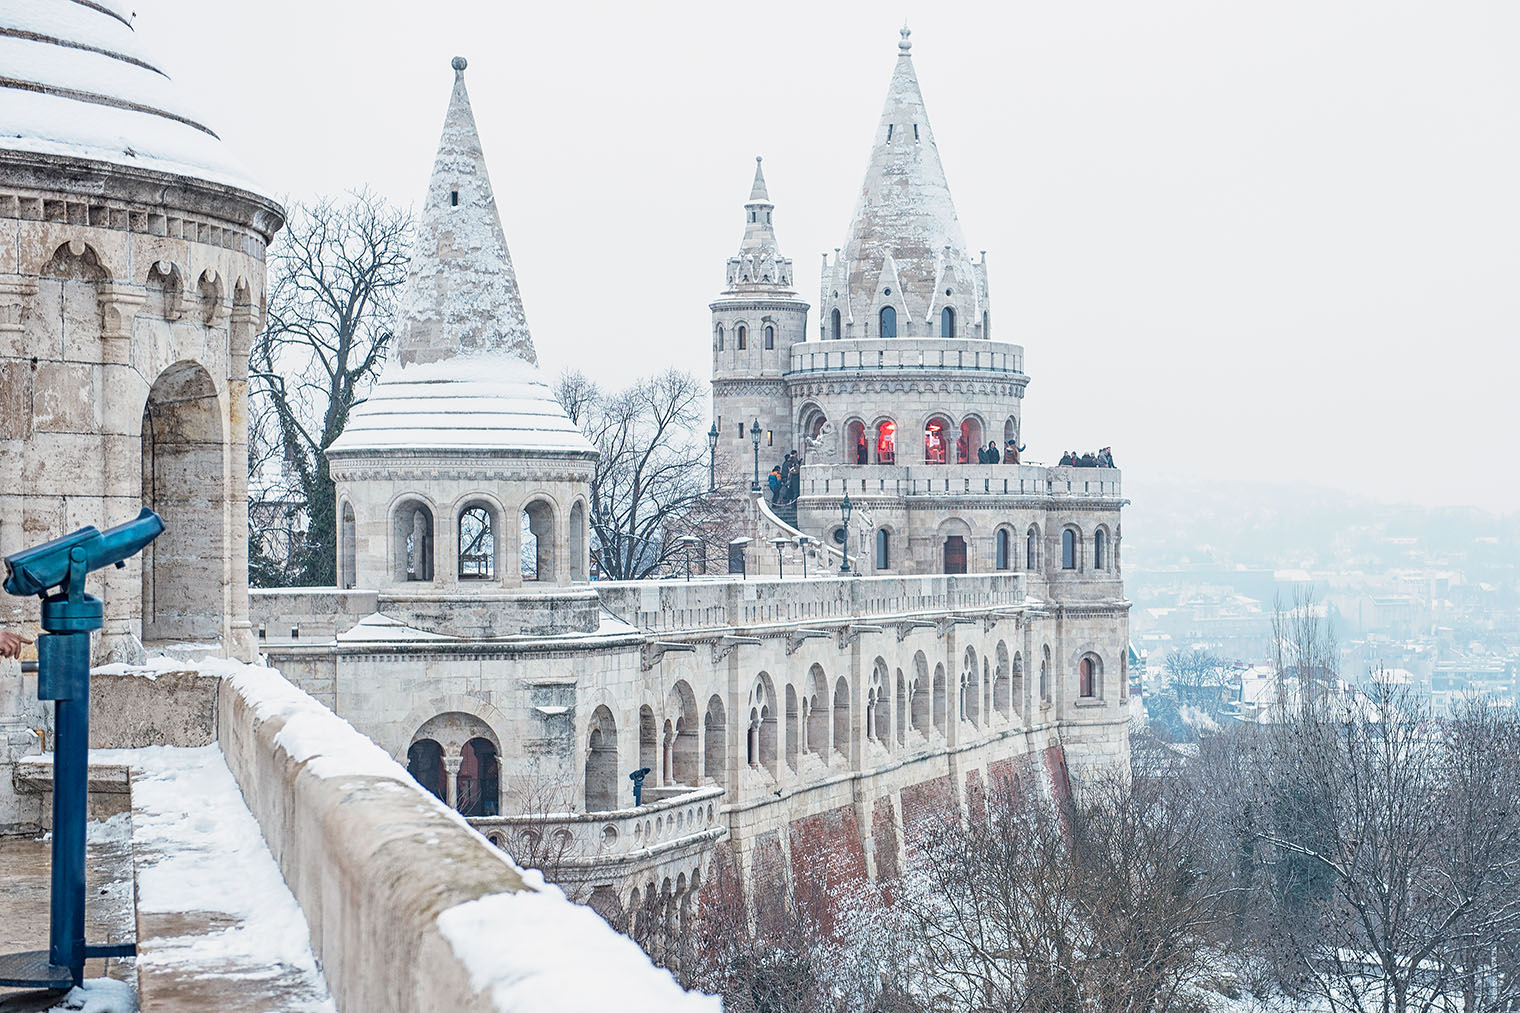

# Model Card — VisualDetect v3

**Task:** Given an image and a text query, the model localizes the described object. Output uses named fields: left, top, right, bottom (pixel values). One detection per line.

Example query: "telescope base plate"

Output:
left=0, top=949, right=73, bottom=989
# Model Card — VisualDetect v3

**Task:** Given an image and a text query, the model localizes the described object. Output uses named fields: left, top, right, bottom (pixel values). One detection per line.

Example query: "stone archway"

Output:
left=141, top=360, right=226, bottom=646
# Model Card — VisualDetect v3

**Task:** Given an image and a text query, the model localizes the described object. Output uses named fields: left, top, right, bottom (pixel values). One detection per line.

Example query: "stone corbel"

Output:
left=835, top=624, right=884, bottom=650
left=982, top=611, right=1019, bottom=633
left=0, top=276, right=38, bottom=338
left=97, top=283, right=145, bottom=362
left=711, top=634, right=761, bottom=666
left=641, top=640, right=696, bottom=671
left=895, top=619, right=935, bottom=642
left=785, top=629, right=830, bottom=656
left=936, top=615, right=976, bottom=639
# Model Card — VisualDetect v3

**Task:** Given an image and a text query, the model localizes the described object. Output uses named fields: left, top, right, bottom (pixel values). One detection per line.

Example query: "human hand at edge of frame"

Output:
left=0, top=630, right=34, bottom=659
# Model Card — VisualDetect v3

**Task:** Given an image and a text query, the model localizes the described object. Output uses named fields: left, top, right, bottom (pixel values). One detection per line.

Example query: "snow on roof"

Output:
left=326, top=353, right=595, bottom=456
left=395, top=57, right=537, bottom=367
left=833, top=26, right=977, bottom=324
left=0, top=0, right=267, bottom=194
left=336, top=612, right=457, bottom=642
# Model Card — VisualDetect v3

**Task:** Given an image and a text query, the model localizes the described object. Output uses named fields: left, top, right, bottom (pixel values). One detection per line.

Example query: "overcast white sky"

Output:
left=134, top=1, right=1520, bottom=513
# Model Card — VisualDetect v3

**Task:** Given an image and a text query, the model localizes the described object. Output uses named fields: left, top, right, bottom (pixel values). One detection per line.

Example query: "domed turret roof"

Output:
left=0, top=0, right=262, bottom=192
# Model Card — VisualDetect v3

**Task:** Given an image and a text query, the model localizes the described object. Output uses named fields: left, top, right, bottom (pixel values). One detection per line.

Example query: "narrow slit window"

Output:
left=913, top=124, right=920, bottom=141
left=887, top=124, right=894, bottom=142
left=451, top=190, right=459, bottom=206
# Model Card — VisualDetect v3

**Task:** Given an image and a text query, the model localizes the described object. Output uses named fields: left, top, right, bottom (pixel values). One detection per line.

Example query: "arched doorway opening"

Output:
left=457, top=503, right=496, bottom=580
left=703, top=695, right=726, bottom=787
left=522, top=499, right=556, bottom=582
left=923, top=415, right=952, bottom=464
left=339, top=501, right=356, bottom=589
left=585, top=706, right=619, bottom=811
left=944, top=535, right=967, bottom=574
left=874, top=420, right=896, bottom=464
left=393, top=499, right=434, bottom=582
left=958, top=416, right=983, bottom=464
left=458, top=737, right=499, bottom=816
left=141, top=360, right=225, bottom=644
left=406, top=738, right=446, bottom=802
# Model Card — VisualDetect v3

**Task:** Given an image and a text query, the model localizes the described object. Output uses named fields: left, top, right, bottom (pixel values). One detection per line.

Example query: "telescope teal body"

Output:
left=0, top=506, right=162, bottom=990
left=3, top=507, right=164, bottom=600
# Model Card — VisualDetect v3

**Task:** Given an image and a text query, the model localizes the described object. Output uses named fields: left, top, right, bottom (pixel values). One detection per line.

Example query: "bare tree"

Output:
left=556, top=368, right=738, bottom=580
left=1230, top=683, right=1520, bottom=1013
left=248, top=189, right=412, bottom=586
left=1163, top=648, right=1233, bottom=711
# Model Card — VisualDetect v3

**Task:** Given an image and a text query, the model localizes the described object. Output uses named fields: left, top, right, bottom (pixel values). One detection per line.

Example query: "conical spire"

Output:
left=826, top=28, right=983, bottom=336
left=395, top=56, right=537, bottom=366
left=749, top=155, right=770, bottom=202
left=725, top=155, right=793, bottom=291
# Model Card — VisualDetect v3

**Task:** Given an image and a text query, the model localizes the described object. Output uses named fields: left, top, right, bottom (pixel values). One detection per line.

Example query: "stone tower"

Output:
left=0, top=0, right=284, bottom=663
left=820, top=26, right=990, bottom=344
left=326, top=57, right=598, bottom=635
left=709, top=157, right=809, bottom=486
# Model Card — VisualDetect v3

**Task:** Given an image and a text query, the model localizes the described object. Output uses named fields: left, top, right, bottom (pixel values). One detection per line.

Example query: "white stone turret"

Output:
left=820, top=26, right=990, bottom=341
left=327, top=58, right=596, bottom=626
left=711, top=157, right=809, bottom=481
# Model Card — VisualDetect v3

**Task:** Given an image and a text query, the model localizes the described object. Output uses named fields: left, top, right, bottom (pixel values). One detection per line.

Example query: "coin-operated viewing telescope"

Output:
left=0, top=507, right=163, bottom=991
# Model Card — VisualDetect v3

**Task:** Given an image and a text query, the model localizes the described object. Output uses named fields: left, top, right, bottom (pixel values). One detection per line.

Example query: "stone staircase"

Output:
left=772, top=499, right=798, bottom=527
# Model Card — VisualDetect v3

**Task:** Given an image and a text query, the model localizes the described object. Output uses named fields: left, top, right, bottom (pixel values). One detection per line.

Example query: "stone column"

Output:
left=226, top=303, right=257, bottom=660
left=96, top=283, right=146, bottom=664
left=443, top=755, right=463, bottom=810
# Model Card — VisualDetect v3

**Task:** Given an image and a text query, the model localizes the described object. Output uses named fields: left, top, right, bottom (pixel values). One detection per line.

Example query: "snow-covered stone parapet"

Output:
left=216, top=659, right=716, bottom=1012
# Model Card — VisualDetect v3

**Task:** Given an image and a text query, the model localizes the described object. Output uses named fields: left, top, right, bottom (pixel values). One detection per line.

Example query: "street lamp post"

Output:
left=749, top=419, right=762, bottom=491
left=770, top=536, right=788, bottom=578
left=839, top=492, right=853, bottom=574
left=797, top=534, right=813, bottom=579
left=677, top=535, right=700, bottom=581
left=706, top=423, right=719, bottom=492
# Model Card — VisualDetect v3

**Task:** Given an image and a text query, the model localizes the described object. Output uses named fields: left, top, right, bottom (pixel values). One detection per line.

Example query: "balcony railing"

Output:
left=788, top=338, right=1026, bottom=376
left=797, top=463, right=1123, bottom=500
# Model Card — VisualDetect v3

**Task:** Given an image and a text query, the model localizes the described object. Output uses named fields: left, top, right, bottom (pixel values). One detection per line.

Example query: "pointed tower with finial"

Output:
left=710, top=156, right=810, bottom=485
left=326, top=58, right=599, bottom=631
left=820, top=24, right=989, bottom=342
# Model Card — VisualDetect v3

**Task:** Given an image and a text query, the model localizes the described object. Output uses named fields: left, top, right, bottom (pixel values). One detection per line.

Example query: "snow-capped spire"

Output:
left=724, top=155, right=793, bottom=292
left=749, top=155, right=771, bottom=202
left=822, top=29, right=988, bottom=339
left=394, top=55, right=537, bottom=366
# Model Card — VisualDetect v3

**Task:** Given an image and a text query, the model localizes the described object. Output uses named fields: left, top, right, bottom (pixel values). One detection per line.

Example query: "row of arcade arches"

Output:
left=579, top=644, right=1114, bottom=810
left=801, top=407, right=1019, bottom=466
left=337, top=493, right=587, bottom=587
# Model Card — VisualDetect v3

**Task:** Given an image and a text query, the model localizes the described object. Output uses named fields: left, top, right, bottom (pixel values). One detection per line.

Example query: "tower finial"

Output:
left=451, top=55, right=468, bottom=75
left=899, top=23, right=911, bottom=54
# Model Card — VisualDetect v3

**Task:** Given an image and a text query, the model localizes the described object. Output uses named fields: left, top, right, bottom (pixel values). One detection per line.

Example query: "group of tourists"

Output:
left=1059, top=447, right=1117, bottom=468
left=767, top=451, right=802, bottom=505
left=976, top=440, right=1024, bottom=464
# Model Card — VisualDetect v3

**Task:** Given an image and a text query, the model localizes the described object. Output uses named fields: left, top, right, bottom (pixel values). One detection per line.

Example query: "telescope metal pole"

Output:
left=43, top=629, right=90, bottom=983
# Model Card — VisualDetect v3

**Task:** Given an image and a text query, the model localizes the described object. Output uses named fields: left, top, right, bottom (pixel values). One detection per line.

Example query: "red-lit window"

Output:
left=924, top=416, right=952, bottom=464
left=876, top=421, right=896, bottom=464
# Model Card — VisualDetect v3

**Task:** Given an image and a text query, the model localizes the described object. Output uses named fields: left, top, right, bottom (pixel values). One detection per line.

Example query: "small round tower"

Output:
left=327, top=58, right=598, bottom=636
left=709, top=157, right=809, bottom=485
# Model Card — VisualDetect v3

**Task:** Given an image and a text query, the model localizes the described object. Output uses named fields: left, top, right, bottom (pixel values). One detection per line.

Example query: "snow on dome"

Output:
left=395, top=57, right=538, bottom=367
left=832, top=29, right=980, bottom=328
left=327, top=354, right=595, bottom=457
left=0, top=0, right=266, bottom=194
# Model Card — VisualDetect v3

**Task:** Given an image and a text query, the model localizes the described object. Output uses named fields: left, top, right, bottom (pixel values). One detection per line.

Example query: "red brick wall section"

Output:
left=965, top=768, right=986, bottom=823
left=751, top=830, right=788, bottom=937
left=899, top=775, right=956, bottom=858
left=987, top=757, right=1016, bottom=795
left=1043, top=744, right=1072, bottom=804
left=872, top=795, right=901, bottom=886
left=788, top=804, right=870, bottom=940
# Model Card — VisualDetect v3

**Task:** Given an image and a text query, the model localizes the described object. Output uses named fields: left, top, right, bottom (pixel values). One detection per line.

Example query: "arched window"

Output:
left=458, top=504, right=495, bottom=580
left=393, top=499, right=434, bottom=582
left=522, top=499, right=556, bottom=582
left=982, top=310, right=990, bottom=338
left=879, top=305, right=897, bottom=338
left=806, top=665, right=830, bottom=762
left=875, top=528, right=890, bottom=570
left=1040, top=646, right=1051, bottom=703
left=875, top=420, right=896, bottom=464
left=845, top=419, right=867, bottom=464
left=458, top=738, right=499, bottom=816
left=406, top=738, right=445, bottom=801
left=830, top=308, right=841, bottom=339
left=958, top=416, right=982, bottom=464
left=585, top=706, right=618, bottom=811
left=1062, top=529, right=1077, bottom=570
left=737, top=325, right=747, bottom=350
left=941, top=306, right=955, bottom=337
left=339, top=501, right=356, bottom=589
left=764, top=324, right=775, bottom=350
left=570, top=500, right=588, bottom=581
left=832, top=677, right=850, bottom=759
left=932, top=663, right=947, bottom=735
left=1094, top=529, right=1107, bottom=571
left=703, top=695, right=726, bottom=787
left=924, top=415, right=952, bottom=464
left=995, top=529, right=1010, bottom=570
left=1026, top=526, right=1039, bottom=570
left=716, top=324, right=724, bottom=350
left=1080, top=655, right=1102, bottom=699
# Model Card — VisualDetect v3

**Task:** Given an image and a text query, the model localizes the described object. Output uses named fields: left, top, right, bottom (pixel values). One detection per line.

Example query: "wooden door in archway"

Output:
left=944, top=536, right=967, bottom=574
